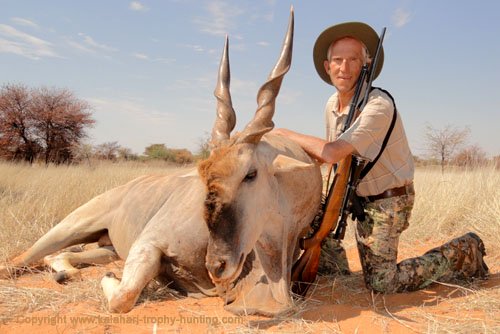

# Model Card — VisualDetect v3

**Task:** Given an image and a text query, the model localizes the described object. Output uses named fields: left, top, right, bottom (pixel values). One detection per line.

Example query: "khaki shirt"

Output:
left=325, top=86, right=414, bottom=197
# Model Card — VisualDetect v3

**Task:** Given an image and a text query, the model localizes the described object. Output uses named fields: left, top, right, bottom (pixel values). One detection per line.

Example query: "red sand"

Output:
left=1, top=242, right=497, bottom=333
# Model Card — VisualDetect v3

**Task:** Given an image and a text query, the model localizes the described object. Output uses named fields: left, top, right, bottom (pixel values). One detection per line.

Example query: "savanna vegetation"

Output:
left=0, top=161, right=498, bottom=333
left=1, top=83, right=498, bottom=332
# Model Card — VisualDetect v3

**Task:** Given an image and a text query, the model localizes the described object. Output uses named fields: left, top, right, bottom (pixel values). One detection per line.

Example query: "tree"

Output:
left=453, top=144, right=487, bottom=168
left=31, top=87, right=94, bottom=164
left=423, top=123, right=470, bottom=173
left=0, top=84, right=41, bottom=162
left=0, top=84, right=95, bottom=164
left=72, top=142, right=94, bottom=164
left=95, top=141, right=121, bottom=161
left=169, top=148, right=194, bottom=164
left=117, top=147, right=137, bottom=161
left=143, top=143, right=194, bottom=164
left=196, top=132, right=211, bottom=160
left=144, top=143, right=172, bottom=160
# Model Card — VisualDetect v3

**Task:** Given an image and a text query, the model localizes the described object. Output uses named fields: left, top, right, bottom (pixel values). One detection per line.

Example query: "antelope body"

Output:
left=0, top=9, right=322, bottom=316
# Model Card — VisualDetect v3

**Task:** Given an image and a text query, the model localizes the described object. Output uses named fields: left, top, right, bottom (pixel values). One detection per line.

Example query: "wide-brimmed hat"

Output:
left=313, top=22, right=384, bottom=85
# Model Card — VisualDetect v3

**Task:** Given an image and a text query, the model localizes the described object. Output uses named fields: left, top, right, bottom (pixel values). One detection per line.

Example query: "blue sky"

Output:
left=1, top=1, right=499, bottom=157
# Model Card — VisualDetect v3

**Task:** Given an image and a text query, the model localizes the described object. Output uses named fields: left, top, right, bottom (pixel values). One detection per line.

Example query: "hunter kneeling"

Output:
left=275, top=21, right=488, bottom=294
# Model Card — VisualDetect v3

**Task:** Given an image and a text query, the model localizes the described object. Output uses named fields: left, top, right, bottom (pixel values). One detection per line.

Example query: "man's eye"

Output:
left=243, top=170, right=257, bottom=182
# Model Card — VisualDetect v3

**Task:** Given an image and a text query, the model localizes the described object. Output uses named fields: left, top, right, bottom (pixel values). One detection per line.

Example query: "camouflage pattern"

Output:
left=320, top=193, right=489, bottom=292
left=319, top=237, right=350, bottom=275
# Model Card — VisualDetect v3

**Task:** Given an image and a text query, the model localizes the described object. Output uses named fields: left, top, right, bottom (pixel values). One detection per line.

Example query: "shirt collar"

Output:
left=330, top=82, right=369, bottom=116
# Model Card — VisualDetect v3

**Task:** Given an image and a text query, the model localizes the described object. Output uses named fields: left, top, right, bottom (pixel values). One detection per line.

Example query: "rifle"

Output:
left=291, top=27, right=386, bottom=296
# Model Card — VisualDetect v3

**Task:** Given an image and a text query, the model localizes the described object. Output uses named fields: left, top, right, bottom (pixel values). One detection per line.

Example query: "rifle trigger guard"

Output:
left=299, top=237, right=306, bottom=250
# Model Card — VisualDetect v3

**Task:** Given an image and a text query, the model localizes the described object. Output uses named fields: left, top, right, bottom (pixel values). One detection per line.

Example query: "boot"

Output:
left=440, top=232, right=489, bottom=280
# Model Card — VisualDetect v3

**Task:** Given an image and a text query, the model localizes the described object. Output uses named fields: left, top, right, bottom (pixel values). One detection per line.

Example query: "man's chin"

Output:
left=334, top=84, right=356, bottom=94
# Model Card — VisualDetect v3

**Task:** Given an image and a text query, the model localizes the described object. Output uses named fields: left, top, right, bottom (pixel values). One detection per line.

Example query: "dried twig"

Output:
left=382, top=296, right=421, bottom=333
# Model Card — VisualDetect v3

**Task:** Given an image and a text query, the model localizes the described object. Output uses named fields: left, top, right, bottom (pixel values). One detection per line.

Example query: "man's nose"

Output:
left=339, top=59, right=349, bottom=72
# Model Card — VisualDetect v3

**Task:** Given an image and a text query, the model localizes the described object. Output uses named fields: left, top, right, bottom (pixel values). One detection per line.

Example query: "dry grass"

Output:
left=332, top=164, right=500, bottom=262
left=0, top=274, right=106, bottom=324
left=0, top=160, right=189, bottom=260
left=409, top=165, right=500, bottom=248
left=408, top=288, right=500, bottom=334
left=0, top=161, right=498, bottom=333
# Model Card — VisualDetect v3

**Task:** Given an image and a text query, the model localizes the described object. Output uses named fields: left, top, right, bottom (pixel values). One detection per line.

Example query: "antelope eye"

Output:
left=243, top=169, right=257, bottom=182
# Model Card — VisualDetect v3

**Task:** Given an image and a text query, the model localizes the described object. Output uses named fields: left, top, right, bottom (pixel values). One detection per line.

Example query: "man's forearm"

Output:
left=273, top=128, right=354, bottom=164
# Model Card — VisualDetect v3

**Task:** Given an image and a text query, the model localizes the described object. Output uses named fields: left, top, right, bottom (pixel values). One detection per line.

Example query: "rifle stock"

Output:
left=302, top=157, right=352, bottom=250
left=291, top=156, right=351, bottom=295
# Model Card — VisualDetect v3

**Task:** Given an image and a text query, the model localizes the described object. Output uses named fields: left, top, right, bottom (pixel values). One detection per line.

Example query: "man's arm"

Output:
left=272, top=128, right=355, bottom=164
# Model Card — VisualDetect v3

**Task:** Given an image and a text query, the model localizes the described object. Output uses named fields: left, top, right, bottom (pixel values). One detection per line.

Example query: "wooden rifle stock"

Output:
left=291, top=156, right=352, bottom=295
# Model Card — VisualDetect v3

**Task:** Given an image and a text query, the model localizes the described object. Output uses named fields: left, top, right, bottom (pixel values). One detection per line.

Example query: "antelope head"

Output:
left=198, top=8, right=295, bottom=286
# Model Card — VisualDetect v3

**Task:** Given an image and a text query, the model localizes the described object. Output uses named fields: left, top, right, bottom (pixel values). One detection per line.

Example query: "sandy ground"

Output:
left=0, top=242, right=498, bottom=334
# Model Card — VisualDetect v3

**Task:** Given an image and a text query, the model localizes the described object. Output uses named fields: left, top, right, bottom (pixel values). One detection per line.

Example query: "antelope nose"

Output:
left=206, top=258, right=227, bottom=280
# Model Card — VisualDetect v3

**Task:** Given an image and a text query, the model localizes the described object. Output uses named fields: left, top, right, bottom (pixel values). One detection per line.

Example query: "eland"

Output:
left=0, top=8, right=322, bottom=316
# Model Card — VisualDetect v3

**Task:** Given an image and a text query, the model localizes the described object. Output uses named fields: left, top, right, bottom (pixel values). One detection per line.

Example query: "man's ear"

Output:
left=366, top=57, right=373, bottom=68
left=324, top=60, right=330, bottom=73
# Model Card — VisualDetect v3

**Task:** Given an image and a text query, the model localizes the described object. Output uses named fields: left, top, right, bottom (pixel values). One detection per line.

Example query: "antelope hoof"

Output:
left=54, top=271, right=70, bottom=284
left=105, top=271, right=117, bottom=279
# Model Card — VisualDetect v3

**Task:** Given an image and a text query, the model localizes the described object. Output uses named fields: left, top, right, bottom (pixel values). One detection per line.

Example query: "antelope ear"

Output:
left=271, top=154, right=316, bottom=174
left=236, top=126, right=273, bottom=145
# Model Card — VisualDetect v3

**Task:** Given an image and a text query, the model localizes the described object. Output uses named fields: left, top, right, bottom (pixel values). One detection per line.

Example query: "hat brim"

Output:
left=313, top=22, right=384, bottom=85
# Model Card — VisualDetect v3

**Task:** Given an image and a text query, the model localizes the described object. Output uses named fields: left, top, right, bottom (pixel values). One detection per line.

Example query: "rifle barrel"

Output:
left=359, top=27, right=386, bottom=111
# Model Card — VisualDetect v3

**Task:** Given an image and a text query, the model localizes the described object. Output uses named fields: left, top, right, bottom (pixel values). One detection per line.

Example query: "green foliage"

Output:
left=144, top=144, right=171, bottom=160
left=143, top=144, right=193, bottom=164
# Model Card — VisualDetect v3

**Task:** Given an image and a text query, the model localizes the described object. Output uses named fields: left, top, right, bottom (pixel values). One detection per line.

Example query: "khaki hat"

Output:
left=313, top=22, right=384, bottom=85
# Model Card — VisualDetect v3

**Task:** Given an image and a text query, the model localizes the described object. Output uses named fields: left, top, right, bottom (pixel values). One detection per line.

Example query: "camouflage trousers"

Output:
left=319, top=193, right=489, bottom=293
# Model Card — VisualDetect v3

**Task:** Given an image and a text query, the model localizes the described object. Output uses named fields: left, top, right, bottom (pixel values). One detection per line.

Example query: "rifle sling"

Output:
left=357, top=87, right=398, bottom=180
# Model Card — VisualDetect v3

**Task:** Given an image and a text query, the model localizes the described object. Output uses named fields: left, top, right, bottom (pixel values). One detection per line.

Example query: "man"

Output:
left=274, top=22, right=488, bottom=293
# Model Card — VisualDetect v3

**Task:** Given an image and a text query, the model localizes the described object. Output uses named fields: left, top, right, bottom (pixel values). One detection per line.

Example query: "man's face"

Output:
left=323, top=37, right=366, bottom=94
